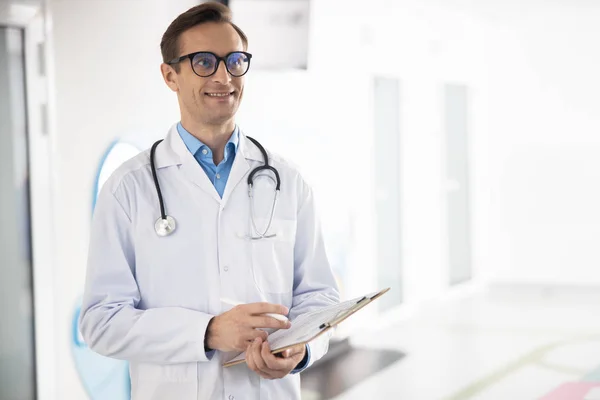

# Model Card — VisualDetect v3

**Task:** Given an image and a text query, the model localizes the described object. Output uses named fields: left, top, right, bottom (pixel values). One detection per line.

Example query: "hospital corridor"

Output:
left=1, top=0, right=600, bottom=399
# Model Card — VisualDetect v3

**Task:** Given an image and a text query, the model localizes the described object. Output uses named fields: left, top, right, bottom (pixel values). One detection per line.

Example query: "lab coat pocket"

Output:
left=250, top=218, right=296, bottom=294
left=136, top=362, right=197, bottom=382
left=133, top=362, right=198, bottom=400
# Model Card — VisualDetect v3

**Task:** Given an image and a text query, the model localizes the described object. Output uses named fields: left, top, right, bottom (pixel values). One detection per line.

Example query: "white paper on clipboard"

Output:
left=224, top=289, right=387, bottom=366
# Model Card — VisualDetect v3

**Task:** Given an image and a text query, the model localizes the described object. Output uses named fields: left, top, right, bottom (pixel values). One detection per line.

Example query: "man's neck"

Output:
left=180, top=118, right=236, bottom=165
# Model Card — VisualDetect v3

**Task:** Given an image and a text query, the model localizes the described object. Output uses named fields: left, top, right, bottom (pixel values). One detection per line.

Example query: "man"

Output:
left=79, top=2, right=339, bottom=399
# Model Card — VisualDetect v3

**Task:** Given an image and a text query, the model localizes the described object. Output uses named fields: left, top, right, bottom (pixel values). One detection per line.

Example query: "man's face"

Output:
left=164, top=22, right=246, bottom=126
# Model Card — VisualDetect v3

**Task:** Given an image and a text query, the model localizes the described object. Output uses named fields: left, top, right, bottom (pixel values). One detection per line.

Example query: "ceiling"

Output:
left=378, top=0, right=600, bottom=26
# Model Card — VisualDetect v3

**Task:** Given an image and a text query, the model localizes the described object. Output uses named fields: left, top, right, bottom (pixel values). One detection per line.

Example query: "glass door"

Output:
left=0, top=26, right=37, bottom=400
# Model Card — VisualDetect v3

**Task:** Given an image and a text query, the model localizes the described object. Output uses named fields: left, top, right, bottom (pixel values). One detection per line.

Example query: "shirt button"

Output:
left=224, top=266, right=229, bottom=272
left=216, top=173, right=221, bottom=179
left=202, top=148, right=208, bottom=155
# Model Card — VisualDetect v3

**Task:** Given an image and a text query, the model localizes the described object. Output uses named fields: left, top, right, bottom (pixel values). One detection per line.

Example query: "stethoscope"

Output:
left=149, top=136, right=281, bottom=238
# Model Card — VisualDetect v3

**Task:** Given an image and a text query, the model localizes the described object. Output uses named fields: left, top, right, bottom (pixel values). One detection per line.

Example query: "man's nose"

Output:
left=212, top=60, right=231, bottom=85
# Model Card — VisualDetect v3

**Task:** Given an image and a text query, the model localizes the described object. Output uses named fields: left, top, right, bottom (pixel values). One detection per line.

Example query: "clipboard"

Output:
left=223, top=287, right=390, bottom=367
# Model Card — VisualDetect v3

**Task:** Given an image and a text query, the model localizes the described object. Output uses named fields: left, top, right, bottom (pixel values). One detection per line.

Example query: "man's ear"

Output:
left=160, top=63, right=179, bottom=92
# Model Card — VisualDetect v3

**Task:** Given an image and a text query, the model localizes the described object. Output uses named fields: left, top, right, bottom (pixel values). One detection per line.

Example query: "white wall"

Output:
left=355, top=0, right=488, bottom=304
left=480, top=3, right=600, bottom=285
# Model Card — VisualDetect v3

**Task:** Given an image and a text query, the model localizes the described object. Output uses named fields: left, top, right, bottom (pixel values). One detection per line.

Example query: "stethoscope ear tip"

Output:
left=155, top=215, right=176, bottom=236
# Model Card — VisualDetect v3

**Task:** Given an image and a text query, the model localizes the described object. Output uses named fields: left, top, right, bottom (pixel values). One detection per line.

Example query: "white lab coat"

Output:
left=79, top=124, right=340, bottom=400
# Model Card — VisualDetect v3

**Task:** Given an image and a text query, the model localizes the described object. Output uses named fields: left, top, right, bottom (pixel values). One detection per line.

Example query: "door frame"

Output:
left=2, top=3, right=58, bottom=400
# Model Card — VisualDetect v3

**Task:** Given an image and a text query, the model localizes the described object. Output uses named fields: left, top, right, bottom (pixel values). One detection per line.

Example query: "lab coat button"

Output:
left=229, top=396, right=234, bottom=400
left=224, top=266, right=229, bottom=272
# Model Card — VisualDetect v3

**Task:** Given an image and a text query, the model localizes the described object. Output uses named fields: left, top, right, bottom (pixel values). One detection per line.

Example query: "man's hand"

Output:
left=246, top=337, right=306, bottom=379
left=205, top=302, right=291, bottom=352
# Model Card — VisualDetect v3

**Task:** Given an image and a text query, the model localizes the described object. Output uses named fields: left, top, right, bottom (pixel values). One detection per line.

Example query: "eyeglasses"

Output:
left=167, top=51, right=252, bottom=78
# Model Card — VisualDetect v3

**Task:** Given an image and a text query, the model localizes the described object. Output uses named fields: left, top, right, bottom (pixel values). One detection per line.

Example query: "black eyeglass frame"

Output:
left=167, top=51, right=253, bottom=78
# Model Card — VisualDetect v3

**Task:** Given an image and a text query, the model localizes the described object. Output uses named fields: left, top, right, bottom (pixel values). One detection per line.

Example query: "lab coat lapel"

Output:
left=221, top=132, right=263, bottom=207
left=165, top=125, right=221, bottom=204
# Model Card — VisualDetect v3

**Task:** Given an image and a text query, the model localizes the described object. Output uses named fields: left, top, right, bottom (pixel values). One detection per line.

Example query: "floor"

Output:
left=301, top=284, right=600, bottom=400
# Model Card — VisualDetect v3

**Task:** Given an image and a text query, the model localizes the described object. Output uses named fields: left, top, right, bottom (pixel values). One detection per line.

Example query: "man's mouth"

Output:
left=205, top=91, right=234, bottom=97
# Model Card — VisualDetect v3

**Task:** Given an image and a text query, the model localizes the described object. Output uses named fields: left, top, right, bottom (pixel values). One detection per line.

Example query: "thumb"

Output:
left=283, top=345, right=304, bottom=358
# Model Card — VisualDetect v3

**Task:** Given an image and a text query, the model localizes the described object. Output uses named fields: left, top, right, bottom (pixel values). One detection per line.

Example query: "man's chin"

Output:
left=202, top=106, right=239, bottom=125
left=202, top=113, right=236, bottom=127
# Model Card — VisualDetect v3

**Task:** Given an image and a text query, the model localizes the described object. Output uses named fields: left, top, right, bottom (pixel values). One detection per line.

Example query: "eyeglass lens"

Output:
left=191, top=52, right=250, bottom=77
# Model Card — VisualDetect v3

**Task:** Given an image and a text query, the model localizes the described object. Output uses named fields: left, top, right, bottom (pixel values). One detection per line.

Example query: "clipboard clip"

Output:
left=318, top=296, right=369, bottom=330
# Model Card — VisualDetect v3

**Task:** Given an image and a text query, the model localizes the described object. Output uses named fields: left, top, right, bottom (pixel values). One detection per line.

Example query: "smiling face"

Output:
left=161, top=22, right=246, bottom=128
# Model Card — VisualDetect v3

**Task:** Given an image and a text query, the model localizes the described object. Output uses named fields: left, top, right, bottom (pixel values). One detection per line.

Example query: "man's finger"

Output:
left=245, top=329, right=268, bottom=343
left=252, top=338, right=269, bottom=371
left=246, top=344, right=256, bottom=372
left=262, top=342, right=298, bottom=375
left=245, top=302, right=289, bottom=316
left=261, top=341, right=284, bottom=371
left=282, top=344, right=304, bottom=358
left=247, top=339, right=272, bottom=379
left=250, top=315, right=291, bottom=330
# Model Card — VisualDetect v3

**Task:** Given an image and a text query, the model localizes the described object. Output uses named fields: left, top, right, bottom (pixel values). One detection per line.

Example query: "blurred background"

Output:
left=1, top=0, right=600, bottom=399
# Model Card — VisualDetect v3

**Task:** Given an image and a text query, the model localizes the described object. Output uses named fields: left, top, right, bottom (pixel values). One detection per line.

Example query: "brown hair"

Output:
left=160, top=2, right=248, bottom=67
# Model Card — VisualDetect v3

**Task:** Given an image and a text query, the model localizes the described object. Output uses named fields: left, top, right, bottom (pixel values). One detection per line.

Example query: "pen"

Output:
left=220, top=298, right=289, bottom=323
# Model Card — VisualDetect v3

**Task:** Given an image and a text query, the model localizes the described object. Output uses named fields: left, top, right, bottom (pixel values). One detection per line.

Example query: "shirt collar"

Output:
left=177, top=122, right=239, bottom=161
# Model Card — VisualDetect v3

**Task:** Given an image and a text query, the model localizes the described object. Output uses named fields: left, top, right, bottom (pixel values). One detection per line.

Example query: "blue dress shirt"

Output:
left=177, top=122, right=239, bottom=198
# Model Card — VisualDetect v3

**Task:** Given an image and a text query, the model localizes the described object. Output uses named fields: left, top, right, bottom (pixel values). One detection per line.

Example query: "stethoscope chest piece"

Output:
left=154, top=216, right=176, bottom=237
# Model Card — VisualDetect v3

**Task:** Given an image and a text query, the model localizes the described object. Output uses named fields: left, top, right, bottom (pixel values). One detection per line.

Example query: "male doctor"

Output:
left=79, top=2, right=339, bottom=399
